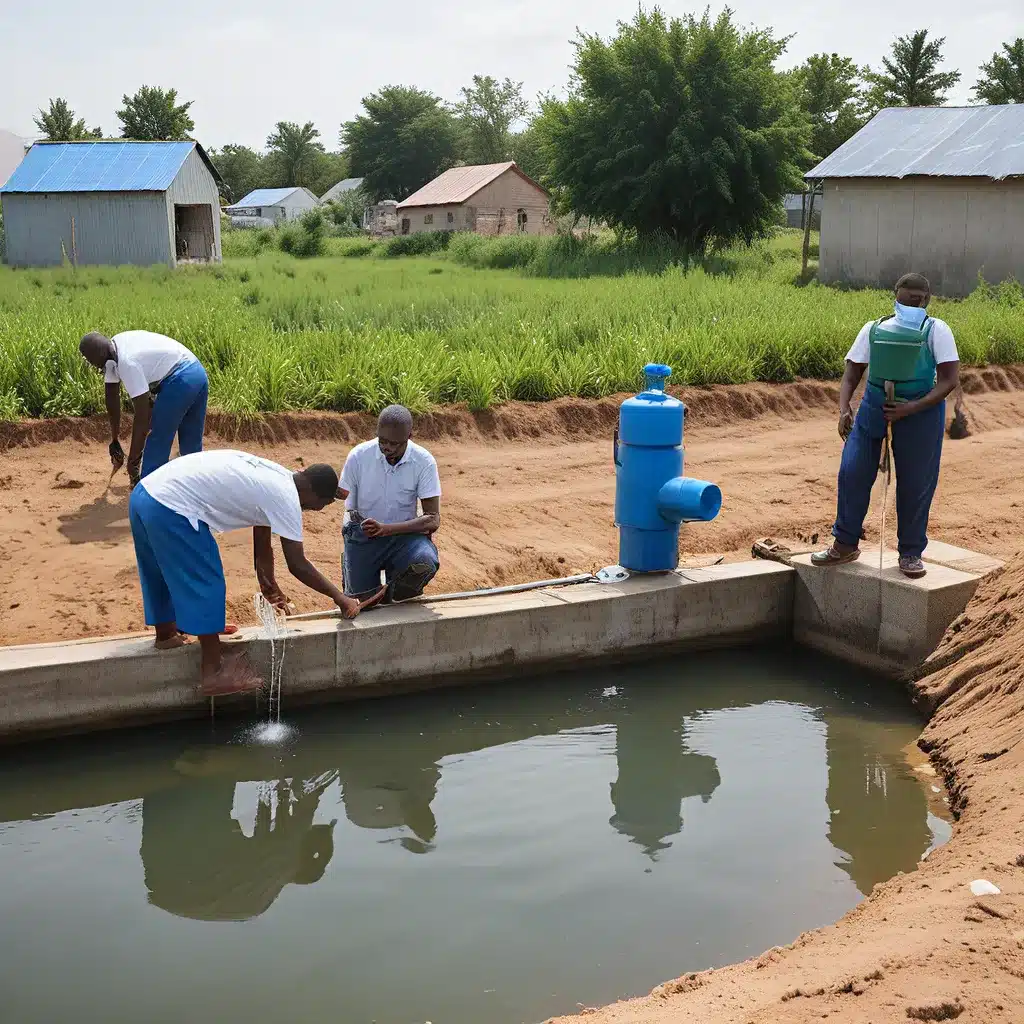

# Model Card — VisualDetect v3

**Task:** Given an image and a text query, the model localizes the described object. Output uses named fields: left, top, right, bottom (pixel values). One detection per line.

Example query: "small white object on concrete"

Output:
left=596, top=565, right=630, bottom=584
left=970, top=879, right=1001, bottom=896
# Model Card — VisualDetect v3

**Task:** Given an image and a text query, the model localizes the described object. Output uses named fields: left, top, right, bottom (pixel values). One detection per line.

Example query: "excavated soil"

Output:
left=547, top=554, right=1024, bottom=1024
left=1, top=368, right=1023, bottom=645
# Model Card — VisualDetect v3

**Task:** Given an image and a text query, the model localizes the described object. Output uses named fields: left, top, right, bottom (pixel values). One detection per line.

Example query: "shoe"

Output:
left=810, top=545, right=860, bottom=567
left=389, top=562, right=435, bottom=602
left=898, top=556, right=927, bottom=578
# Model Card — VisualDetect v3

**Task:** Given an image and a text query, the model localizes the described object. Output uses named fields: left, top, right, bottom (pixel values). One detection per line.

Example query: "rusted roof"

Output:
left=396, top=162, right=545, bottom=208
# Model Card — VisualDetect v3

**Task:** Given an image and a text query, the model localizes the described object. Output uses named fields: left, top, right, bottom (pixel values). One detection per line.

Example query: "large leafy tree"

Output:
left=265, top=121, right=324, bottom=187
left=342, top=86, right=460, bottom=202
left=305, top=151, right=352, bottom=198
left=456, top=75, right=529, bottom=163
left=210, top=144, right=266, bottom=202
left=535, top=7, right=810, bottom=255
left=792, top=54, right=867, bottom=163
left=117, top=86, right=194, bottom=140
left=863, top=30, right=961, bottom=109
left=510, top=120, right=549, bottom=184
left=973, top=38, right=1024, bottom=104
left=34, top=98, right=101, bottom=141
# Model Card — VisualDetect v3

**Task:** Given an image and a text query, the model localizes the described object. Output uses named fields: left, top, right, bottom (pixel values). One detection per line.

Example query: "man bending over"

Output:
left=340, top=405, right=441, bottom=603
left=130, top=449, right=372, bottom=696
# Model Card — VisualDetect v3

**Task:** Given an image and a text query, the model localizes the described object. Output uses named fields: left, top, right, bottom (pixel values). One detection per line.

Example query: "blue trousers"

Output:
left=342, top=523, right=439, bottom=597
left=129, top=485, right=226, bottom=635
left=832, top=385, right=945, bottom=559
left=141, top=360, right=208, bottom=478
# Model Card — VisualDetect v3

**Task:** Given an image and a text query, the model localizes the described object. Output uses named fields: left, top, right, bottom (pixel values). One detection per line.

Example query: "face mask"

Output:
left=895, top=301, right=927, bottom=328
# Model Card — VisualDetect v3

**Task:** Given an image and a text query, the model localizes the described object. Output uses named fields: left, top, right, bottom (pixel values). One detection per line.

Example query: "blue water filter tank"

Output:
left=614, top=364, right=722, bottom=572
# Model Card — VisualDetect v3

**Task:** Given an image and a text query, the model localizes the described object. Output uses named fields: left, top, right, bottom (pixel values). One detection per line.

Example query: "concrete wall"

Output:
left=164, top=147, right=222, bottom=263
left=1, top=190, right=172, bottom=267
left=818, top=177, right=1024, bottom=296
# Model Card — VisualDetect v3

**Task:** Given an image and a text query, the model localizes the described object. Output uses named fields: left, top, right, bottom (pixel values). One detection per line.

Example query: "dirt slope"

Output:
left=1, top=368, right=1024, bottom=646
left=546, top=555, right=1024, bottom=1024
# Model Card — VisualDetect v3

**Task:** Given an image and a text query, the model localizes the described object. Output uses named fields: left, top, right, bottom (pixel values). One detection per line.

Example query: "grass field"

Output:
left=0, top=230, right=1021, bottom=421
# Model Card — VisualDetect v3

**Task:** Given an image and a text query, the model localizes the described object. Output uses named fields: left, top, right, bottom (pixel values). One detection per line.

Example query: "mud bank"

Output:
left=549, top=554, right=1024, bottom=1024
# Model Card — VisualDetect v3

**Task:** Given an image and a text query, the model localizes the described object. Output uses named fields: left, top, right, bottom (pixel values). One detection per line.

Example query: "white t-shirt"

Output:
left=340, top=440, right=442, bottom=525
left=846, top=316, right=959, bottom=365
left=141, top=450, right=304, bottom=539
left=105, top=330, right=198, bottom=399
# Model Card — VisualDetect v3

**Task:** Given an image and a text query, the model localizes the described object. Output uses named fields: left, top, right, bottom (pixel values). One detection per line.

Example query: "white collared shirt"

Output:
left=340, top=440, right=441, bottom=525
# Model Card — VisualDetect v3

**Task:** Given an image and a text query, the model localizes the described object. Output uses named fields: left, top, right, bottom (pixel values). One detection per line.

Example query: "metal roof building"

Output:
left=806, top=105, right=1024, bottom=295
left=0, top=140, right=223, bottom=268
left=224, top=186, right=319, bottom=225
left=320, top=177, right=364, bottom=203
left=395, top=162, right=552, bottom=237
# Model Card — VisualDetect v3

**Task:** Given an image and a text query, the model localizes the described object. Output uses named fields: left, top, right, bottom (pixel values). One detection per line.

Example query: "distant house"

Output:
left=224, top=186, right=319, bottom=226
left=806, top=105, right=1024, bottom=296
left=320, top=177, right=364, bottom=203
left=364, top=199, right=399, bottom=236
left=0, top=140, right=223, bottom=267
left=396, top=162, right=552, bottom=236
left=782, top=192, right=821, bottom=230
left=0, top=130, right=30, bottom=188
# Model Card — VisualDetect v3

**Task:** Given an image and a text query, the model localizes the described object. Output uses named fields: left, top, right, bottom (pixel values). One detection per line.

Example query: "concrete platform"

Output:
left=0, top=561, right=794, bottom=741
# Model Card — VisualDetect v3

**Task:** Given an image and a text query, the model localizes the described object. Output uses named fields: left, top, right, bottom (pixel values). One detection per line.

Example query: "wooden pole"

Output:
left=801, top=187, right=816, bottom=279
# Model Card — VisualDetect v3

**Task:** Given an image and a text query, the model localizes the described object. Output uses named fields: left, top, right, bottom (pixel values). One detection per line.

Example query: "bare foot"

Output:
left=202, top=653, right=264, bottom=697
left=155, top=635, right=190, bottom=651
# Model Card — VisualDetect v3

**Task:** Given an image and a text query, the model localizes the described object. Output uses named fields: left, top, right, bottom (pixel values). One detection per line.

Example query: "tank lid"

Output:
left=643, top=363, right=672, bottom=393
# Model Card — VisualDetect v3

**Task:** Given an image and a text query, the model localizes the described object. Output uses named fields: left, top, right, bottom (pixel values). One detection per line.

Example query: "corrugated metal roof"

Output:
left=0, top=141, right=211, bottom=193
left=225, top=186, right=304, bottom=209
left=807, top=105, right=1024, bottom=181
left=397, top=162, right=545, bottom=208
left=320, top=177, right=364, bottom=201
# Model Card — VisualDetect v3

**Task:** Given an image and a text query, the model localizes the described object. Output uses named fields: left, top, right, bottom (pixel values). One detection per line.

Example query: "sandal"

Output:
left=810, top=545, right=861, bottom=567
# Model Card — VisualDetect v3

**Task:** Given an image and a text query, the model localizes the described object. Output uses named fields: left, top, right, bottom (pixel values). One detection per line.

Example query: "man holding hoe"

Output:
left=129, top=449, right=381, bottom=696
left=813, top=273, right=960, bottom=578
left=79, top=330, right=208, bottom=485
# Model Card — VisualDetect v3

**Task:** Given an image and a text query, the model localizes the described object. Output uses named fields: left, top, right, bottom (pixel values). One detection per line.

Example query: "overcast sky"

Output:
left=1, top=1, right=1018, bottom=150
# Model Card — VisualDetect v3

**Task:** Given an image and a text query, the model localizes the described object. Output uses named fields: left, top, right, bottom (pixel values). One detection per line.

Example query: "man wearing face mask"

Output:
left=812, top=273, right=960, bottom=578
left=340, top=404, right=442, bottom=603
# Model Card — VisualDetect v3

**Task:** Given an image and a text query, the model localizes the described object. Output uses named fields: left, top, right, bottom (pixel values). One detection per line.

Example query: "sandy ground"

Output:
left=1, top=367, right=1024, bottom=646
left=2, top=370, right=1024, bottom=1023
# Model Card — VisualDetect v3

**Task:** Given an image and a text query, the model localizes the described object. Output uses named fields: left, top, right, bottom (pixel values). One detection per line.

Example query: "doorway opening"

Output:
left=174, top=204, right=215, bottom=262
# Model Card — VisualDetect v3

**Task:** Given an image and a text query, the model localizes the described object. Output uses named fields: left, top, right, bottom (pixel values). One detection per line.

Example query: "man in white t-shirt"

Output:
left=340, top=405, right=442, bottom=603
left=79, top=330, right=209, bottom=486
left=129, top=450, right=376, bottom=696
left=812, top=273, right=960, bottom=578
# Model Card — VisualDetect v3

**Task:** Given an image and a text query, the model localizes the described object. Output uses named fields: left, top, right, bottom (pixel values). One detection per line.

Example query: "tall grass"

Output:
left=0, top=231, right=1021, bottom=421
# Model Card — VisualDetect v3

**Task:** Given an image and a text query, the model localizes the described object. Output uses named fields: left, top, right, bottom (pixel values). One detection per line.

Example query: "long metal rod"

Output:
left=286, top=574, right=598, bottom=623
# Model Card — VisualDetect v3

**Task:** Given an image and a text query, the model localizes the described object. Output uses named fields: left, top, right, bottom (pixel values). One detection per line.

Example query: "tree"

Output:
left=973, top=39, right=1024, bottom=104
left=34, top=98, right=101, bottom=141
left=342, top=86, right=460, bottom=202
left=510, top=120, right=550, bottom=184
left=117, top=86, right=195, bottom=140
left=265, top=121, right=325, bottom=188
left=792, top=54, right=867, bottom=163
left=456, top=75, right=529, bottom=163
left=210, top=144, right=266, bottom=202
left=535, top=8, right=810, bottom=256
left=863, top=30, right=961, bottom=109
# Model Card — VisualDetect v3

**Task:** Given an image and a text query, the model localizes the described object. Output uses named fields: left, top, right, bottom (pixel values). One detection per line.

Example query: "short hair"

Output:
left=378, top=404, right=413, bottom=434
left=301, top=463, right=339, bottom=501
left=895, top=273, right=930, bottom=295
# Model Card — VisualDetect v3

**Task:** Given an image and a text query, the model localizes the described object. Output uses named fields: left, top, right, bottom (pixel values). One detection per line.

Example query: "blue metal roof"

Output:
left=225, top=187, right=302, bottom=209
left=0, top=141, right=211, bottom=193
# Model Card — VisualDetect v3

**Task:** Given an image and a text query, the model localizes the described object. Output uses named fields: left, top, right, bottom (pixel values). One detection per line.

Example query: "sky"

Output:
left=1, top=0, right=1019, bottom=151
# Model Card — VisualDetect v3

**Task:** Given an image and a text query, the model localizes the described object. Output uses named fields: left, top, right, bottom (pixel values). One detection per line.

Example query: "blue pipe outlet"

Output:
left=613, top=363, right=723, bottom=572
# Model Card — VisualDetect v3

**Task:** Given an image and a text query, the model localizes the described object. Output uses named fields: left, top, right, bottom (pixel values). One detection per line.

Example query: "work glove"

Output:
left=109, top=439, right=125, bottom=469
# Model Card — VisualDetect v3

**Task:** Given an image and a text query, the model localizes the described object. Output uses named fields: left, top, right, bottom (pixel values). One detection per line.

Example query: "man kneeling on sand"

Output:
left=340, top=405, right=442, bottom=603
left=129, top=449, right=379, bottom=696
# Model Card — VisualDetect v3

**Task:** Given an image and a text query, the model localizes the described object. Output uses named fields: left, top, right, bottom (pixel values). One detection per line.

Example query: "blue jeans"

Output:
left=832, top=385, right=945, bottom=559
left=342, top=522, right=439, bottom=598
left=129, top=485, right=226, bottom=635
left=141, top=360, right=208, bottom=478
